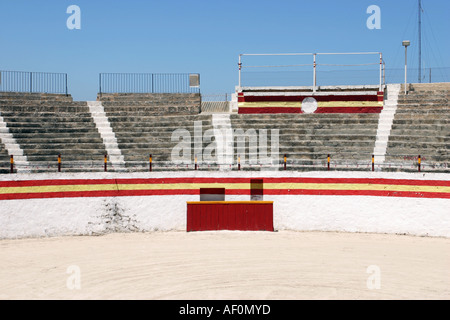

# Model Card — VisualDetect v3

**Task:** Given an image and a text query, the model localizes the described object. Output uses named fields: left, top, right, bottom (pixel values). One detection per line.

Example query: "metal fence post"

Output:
left=149, top=154, right=152, bottom=172
left=99, top=74, right=102, bottom=95
left=65, top=74, right=68, bottom=96
left=313, top=53, right=317, bottom=93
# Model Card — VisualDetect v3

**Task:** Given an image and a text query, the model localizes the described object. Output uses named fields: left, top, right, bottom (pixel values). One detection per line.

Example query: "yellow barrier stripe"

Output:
left=0, top=183, right=448, bottom=194
left=0, top=184, right=119, bottom=194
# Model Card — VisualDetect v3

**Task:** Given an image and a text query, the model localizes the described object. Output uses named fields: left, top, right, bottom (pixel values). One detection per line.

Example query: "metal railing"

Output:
left=0, top=70, right=68, bottom=94
left=201, top=94, right=232, bottom=113
left=385, top=67, right=450, bottom=84
left=3, top=153, right=448, bottom=173
left=238, top=52, right=385, bottom=91
left=98, top=73, right=200, bottom=94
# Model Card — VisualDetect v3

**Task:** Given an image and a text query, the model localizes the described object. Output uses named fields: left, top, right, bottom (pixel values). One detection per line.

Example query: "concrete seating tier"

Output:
left=385, top=83, right=449, bottom=172
left=230, top=113, right=380, bottom=170
left=0, top=93, right=107, bottom=172
left=103, top=104, right=213, bottom=167
left=99, top=93, right=201, bottom=115
left=0, top=142, right=10, bottom=173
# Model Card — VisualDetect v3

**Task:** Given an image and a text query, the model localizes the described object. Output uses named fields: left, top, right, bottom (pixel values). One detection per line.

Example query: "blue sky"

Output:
left=0, top=0, right=448, bottom=100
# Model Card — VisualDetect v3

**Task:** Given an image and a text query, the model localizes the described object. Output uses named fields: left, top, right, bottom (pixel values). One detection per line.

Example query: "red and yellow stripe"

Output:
left=0, top=177, right=448, bottom=200
left=237, top=92, right=384, bottom=114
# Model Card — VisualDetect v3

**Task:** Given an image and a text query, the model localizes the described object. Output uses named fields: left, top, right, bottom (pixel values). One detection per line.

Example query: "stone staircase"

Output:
left=0, top=141, right=10, bottom=173
left=0, top=92, right=108, bottom=172
left=384, top=83, right=449, bottom=172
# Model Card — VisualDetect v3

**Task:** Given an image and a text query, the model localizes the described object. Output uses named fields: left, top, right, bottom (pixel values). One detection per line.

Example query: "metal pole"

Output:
left=238, top=55, right=242, bottom=88
left=151, top=73, right=154, bottom=93
left=379, top=53, right=382, bottom=92
left=65, top=74, right=68, bottom=96
left=404, top=46, right=408, bottom=95
left=418, top=0, right=422, bottom=83
left=313, top=53, right=317, bottom=93
left=99, top=74, right=102, bottom=95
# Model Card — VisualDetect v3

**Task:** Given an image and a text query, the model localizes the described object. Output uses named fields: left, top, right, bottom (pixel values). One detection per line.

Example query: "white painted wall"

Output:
left=0, top=171, right=448, bottom=239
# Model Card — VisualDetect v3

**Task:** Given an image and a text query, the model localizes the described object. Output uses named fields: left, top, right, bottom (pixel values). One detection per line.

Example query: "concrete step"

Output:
left=4, top=122, right=98, bottom=129
left=24, top=153, right=107, bottom=161
left=18, top=143, right=106, bottom=150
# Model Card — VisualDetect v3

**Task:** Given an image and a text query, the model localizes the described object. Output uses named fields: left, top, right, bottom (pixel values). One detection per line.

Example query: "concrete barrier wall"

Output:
left=0, top=171, right=448, bottom=239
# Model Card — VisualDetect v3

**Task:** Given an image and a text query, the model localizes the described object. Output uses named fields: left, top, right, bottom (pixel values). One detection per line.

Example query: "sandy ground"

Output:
left=0, top=231, right=449, bottom=300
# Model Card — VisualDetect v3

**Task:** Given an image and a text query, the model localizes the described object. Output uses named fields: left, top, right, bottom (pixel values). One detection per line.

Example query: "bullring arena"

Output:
left=0, top=71, right=449, bottom=299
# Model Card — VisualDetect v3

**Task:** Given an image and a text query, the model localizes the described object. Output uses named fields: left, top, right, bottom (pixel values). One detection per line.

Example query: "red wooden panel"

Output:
left=200, top=188, right=225, bottom=195
left=228, top=204, right=237, bottom=230
left=217, top=203, right=224, bottom=230
left=202, top=204, right=208, bottom=230
left=200, top=204, right=207, bottom=231
left=187, top=204, right=193, bottom=231
left=247, top=205, right=257, bottom=231
left=240, top=205, right=248, bottom=231
left=205, top=204, right=212, bottom=230
left=210, top=204, right=218, bottom=231
left=264, top=203, right=274, bottom=231
left=187, top=202, right=274, bottom=232
left=234, top=204, right=243, bottom=230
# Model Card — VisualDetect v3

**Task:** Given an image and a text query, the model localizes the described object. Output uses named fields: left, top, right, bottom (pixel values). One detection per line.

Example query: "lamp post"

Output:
left=402, top=40, right=410, bottom=95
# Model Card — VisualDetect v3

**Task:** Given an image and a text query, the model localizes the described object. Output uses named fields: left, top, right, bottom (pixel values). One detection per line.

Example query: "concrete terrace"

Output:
left=0, top=83, right=448, bottom=173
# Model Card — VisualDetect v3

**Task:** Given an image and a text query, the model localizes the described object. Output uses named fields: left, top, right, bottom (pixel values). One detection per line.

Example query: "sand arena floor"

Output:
left=0, top=231, right=448, bottom=300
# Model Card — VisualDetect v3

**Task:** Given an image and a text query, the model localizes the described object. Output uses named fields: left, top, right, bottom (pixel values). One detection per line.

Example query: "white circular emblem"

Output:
left=301, top=97, right=318, bottom=114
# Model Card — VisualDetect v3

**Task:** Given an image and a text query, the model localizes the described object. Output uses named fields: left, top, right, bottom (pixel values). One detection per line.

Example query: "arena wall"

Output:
left=0, top=171, right=448, bottom=239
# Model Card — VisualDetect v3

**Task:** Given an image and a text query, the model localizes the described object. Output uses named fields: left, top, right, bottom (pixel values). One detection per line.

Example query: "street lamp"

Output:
left=402, top=40, right=410, bottom=95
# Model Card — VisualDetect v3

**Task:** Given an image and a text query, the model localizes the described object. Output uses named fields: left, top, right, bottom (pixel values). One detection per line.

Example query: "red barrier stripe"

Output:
left=237, top=106, right=383, bottom=114
left=238, top=107, right=301, bottom=114
left=1, top=177, right=449, bottom=187
left=239, top=95, right=380, bottom=102
left=261, top=177, right=450, bottom=186
left=262, top=189, right=450, bottom=199
left=0, top=189, right=199, bottom=200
